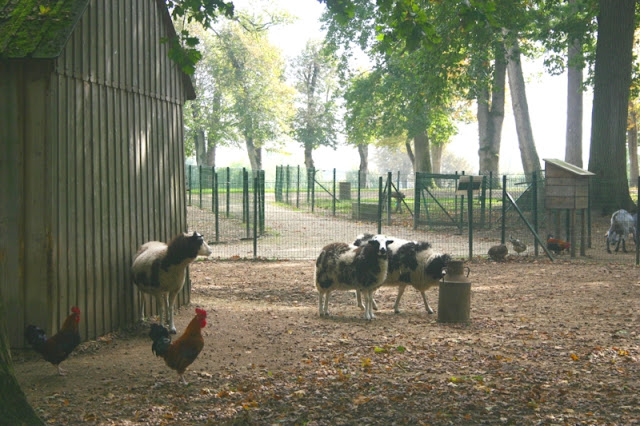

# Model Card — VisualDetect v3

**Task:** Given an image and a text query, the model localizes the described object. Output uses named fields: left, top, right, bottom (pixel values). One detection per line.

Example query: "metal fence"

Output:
left=186, top=165, right=639, bottom=265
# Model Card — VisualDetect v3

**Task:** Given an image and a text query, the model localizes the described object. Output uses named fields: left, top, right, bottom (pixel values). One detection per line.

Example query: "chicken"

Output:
left=509, top=235, right=527, bottom=255
left=24, top=306, right=81, bottom=376
left=547, top=235, right=570, bottom=254
left=488, top=244, right=508, bottom=262
left=149, top=308, right=207, bottom=384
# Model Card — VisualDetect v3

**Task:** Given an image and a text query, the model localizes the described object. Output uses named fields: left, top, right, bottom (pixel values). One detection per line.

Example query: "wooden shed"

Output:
left=544, top=158, right=594, bottom=210
left=544, top=158, right=595, bottom=257
left=0, top=0, right=196, bottom=347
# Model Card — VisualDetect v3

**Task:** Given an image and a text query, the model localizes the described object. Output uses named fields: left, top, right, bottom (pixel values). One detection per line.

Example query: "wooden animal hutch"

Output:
left=544, top=159, right=595, bottom=257
left=0, top=0, right=196, bottom=347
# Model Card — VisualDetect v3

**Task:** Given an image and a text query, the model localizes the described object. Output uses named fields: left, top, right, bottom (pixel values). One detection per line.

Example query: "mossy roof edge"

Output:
left=0, top=0, right=89, bottom=59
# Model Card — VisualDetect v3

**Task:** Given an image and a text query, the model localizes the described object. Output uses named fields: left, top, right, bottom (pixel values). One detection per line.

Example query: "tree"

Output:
left=183, top=24, right=238, bottom=166
left=588, top=0, right=636, bottom=212
left=291, top=40, right=341, bottom=170
left=504, top=31, right=541, bottom=180
left=216, top=18, right=294, bottom=171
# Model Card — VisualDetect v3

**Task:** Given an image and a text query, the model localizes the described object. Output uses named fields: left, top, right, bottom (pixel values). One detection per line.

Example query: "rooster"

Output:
left=149, top=308, right=207, bottom=384
left=24, top=306, right=81, bottom=376
left=547, top=235, right=571, bottom=255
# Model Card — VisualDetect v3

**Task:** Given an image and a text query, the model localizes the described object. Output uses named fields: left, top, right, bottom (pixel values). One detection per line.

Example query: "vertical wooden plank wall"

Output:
left=27, top=0, right=192, bottom=345
left=0, top=63, right=26, bottom=345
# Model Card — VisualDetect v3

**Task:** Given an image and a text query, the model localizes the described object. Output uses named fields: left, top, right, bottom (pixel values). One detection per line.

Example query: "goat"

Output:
left=606, top=209, right=637, bottom=253
left=315, top=235, right=393, bottom=320
left=132, top=231, right=212, bottom=333
left=353, top=234, right=451, bottom=314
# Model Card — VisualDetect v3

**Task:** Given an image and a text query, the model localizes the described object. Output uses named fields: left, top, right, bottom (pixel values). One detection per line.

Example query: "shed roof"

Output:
left=543, top=158, right=595, bottom=176
left=0, top=0, right=87, bottom=59
left=0, top=0, right=195, bottom=99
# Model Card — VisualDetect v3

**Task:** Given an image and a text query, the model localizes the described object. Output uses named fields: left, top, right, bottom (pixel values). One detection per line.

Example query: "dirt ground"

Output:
left=13, top=257, right=640, bottom=425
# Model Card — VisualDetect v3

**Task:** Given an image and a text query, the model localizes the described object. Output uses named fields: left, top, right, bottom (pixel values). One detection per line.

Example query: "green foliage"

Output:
left=291, top=40, right=342, bottom=155
left=164, top=0, right=235, bottom=74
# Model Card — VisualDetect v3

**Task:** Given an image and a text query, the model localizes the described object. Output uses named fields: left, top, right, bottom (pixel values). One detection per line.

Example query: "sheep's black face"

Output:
left=368, top=235, right=393, bottom=257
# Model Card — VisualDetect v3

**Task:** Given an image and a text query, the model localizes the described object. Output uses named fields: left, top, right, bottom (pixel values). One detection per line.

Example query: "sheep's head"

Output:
left=367, top=235, right=394, bottom=257
left=188, top=231, right=213, bottom=257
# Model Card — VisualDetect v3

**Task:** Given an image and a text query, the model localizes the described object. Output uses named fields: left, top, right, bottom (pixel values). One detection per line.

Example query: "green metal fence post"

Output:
left=214, top=171, right=219, bottom=242
left=414, top=173, right=420, bottom=230
left=480, top=175, right=486, bottom=228
left=296, top=165, right=300, bottom=209
left=468, top=176, right=474, bottom=260
left=311, top=167, right=316, bottom=213
left=501, top=175, right=507, bottom=244
left=198, top=165, right=203, bottom=207
left=532, top=171, right=538, bottom=256
left=387, top=172, right=392, bottom=225
left=260, top=170, right=265, bottom=234
left=226, top=167, right=230, bottom=218
left=378, top=176, right=383, bottom=234
left=188, top=165, right=192, bottom=206
left=253, top=176, right=258, bottom=258
left=358, top=170, right=362, bottom=221
left=459, top=171, right=465, bottom=231
left=333, top=168, right=336, bottom=216
left=587, top=177, right=591, bottom=248
left=211, top=167, right=216, bottom=212
left=489, top=171, right=493, bottom=226
left=286, top=165, right=291, bottom=204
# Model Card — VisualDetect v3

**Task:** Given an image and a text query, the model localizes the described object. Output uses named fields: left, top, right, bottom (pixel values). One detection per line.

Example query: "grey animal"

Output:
left=488, top=244, right=508, bottom=262
left=606, top=209, right=637, bottom=253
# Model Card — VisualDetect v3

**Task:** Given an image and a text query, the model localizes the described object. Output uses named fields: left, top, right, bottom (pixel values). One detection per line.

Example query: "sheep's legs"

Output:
left=393, top=285, right=407, bottom=313
left=363, top=290, right=375, bottom=320
left=420, top=291, right=435, bottom=314
left=356, top=290, right=378, bottom=311
left=318, top=291, right=331, bottom=317
left=167, top=292, right=178, bottom=333
left=138, top=294, right=146, bottom=322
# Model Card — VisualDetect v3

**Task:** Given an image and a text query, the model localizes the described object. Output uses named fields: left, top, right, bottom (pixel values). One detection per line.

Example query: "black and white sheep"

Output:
left=132, top=231, right=212, bottom=333
left=315, top=235, right=393, bottom=320
left=606, top=209, right=637, bottom=253
left=353, top=233, right=451, bottom=314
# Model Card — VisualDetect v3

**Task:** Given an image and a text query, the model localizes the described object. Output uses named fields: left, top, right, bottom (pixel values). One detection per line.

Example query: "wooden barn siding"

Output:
left=37, top=0, right=188, bottom=344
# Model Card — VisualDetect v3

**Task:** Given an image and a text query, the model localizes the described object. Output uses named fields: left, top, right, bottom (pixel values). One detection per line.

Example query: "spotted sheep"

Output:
left=353, top=234, right=451, bottom=314
left=132, top=232, right=212, bottom=333
left=315, top=235, right=394, bottom=320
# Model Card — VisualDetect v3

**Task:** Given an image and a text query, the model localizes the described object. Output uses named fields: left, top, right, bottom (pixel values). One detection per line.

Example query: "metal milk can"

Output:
left=437, top=260, right=471, bottom=323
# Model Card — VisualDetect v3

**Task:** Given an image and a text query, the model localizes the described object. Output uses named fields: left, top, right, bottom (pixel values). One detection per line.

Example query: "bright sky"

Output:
left=216, top=0, right=594, bottom=175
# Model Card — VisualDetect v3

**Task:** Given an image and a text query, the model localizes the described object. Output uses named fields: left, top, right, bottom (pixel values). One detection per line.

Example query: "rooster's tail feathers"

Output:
left=149, top=323, right=171, bottom=357
left=24, top=325, right=47, bottom=349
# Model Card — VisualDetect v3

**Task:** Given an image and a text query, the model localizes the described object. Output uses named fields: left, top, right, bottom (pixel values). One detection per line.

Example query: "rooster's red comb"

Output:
left=195, top=308, right=207, bottom=317
left=71, top=306, right=80, bottom=314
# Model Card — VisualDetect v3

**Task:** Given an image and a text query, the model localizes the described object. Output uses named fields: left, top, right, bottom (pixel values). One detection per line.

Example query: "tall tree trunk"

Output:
left=245, top=137, right=262, bottom=171
left=431, top=143, right=443, bottom=174
left=628, top=104, right=638, bottom=188
left=405, top=140, right=415, bottom=171
left=0, top=294, right=44, bottom=424
left=192, top=101, right=206, bottom=166
left=304, top=143, right=314, bottom=170
left=206, top=143, right=216, bottom=168
left=413, top=132, right=432, bottom=173
left=357, top=144, right=368, bottom=188
left=505, top=34, right=541, bottom=181
left=565, top=28, right=583, bottom=167
left=588, top=0, right=635, bottom=212
left=477, top=43, right=506, bottom=176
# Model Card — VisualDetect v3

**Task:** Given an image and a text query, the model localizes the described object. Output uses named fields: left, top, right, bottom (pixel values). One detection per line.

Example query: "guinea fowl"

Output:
left=509, top=236, right=527, bottom=255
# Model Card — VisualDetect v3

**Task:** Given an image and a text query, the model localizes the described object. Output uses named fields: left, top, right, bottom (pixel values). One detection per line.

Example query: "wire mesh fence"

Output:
left=186, top=165, right=640, bottom=265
